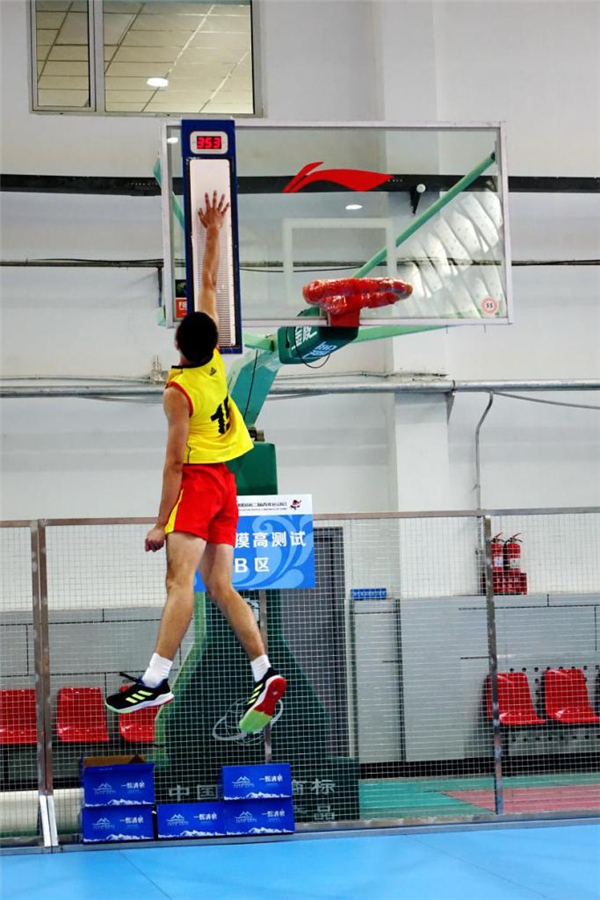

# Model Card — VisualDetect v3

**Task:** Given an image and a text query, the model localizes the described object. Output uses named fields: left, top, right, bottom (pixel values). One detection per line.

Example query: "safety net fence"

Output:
left=1, top=509, right=598, bottom=846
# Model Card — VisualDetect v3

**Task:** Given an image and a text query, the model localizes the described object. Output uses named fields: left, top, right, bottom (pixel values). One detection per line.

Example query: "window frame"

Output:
left=28, top=0, right=261, bottom=117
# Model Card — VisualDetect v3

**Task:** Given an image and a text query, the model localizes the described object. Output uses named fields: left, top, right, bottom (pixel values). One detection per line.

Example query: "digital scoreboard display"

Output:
left=197, top=135, right=222, bottom=151
left=189, top=130, right=228, bottom=155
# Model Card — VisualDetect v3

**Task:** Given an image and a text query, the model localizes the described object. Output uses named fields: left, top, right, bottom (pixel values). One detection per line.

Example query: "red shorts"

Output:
left=164, top=463, right=239, bottom=546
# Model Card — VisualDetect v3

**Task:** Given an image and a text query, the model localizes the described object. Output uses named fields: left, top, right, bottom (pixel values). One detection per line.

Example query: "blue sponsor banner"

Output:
left=195, top=495, right=315, bottom=591
left=351, top=588, right=388, bottom=600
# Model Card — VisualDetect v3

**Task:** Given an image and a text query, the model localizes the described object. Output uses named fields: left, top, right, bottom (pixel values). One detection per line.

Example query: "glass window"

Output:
left=31, top=0, right=256, bottom=115
left=33, top=0, right=91, bottom=110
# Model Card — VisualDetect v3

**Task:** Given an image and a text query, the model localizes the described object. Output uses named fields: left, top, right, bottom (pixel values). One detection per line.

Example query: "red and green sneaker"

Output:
left=238, top=669, right=287, bottom=734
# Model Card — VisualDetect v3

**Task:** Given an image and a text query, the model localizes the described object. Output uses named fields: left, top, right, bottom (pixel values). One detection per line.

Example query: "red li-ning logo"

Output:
left=284, top=162, right=393, bottom=194
left=481, top=297, right=499, bottom=315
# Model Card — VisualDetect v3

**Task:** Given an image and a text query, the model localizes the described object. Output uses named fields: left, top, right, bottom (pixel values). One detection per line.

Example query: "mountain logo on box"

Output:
left=290, top=499, right=302, bottom=509
left=235, top=811, right=257, bottom=824
left=93, top=817, right=112, bottom=829
left=233, top=776, right=253, bottom=789
left=95, top=783, right=115, bottom=795
left=167, top=814, right=188, bottom=826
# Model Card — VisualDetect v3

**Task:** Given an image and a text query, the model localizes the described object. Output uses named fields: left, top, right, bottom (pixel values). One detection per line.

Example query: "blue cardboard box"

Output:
left=82, top=805, right=154, bottom=842
left=224, top=799, right=295, bottom=835
left=222, top=764, right=292, bottom=800
left=156, top=803, right=226, bottom=839
left=83, top=763, right=154, bottom=807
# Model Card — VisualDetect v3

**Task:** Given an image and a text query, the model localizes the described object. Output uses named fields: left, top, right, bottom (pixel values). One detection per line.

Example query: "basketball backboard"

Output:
left=159, top=121, right=512, bottom=340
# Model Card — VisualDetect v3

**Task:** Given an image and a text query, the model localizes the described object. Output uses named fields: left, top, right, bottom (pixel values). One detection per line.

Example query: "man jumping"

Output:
left=106, top=191, right=287, bottom=734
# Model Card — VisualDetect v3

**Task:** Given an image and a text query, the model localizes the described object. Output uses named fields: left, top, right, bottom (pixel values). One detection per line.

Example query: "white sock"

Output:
left=142, top=653, right=173, bottom=688
left=251, top=654, right=271, bottom=682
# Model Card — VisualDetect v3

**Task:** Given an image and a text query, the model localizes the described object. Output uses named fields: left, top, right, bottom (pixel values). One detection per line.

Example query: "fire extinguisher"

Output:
left=504, top=534, right=522, bottom=573
left=491, top=535, right=504, bottom=572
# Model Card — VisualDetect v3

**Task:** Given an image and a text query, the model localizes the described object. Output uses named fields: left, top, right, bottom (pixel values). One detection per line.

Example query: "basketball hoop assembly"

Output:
left=302, top=277, right=413, bottom=327
left=277, top=277, right=414, bottom=365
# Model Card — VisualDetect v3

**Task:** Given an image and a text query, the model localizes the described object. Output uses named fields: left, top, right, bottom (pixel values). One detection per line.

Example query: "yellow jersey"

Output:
left=165, top=350, right=253, bottom=464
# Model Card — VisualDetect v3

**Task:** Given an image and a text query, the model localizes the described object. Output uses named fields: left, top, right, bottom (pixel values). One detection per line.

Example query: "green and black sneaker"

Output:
left=105, top=673, right=174, bottom=714
left=238, top=669, right=287, bottom=734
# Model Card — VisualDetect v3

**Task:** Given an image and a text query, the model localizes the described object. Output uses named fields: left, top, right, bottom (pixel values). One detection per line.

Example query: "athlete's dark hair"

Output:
left=175, top=312, right=218, bottom=364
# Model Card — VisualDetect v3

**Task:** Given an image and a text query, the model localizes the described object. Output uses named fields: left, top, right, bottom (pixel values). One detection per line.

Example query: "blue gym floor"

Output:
left=2, top=823, right=599, bottom=900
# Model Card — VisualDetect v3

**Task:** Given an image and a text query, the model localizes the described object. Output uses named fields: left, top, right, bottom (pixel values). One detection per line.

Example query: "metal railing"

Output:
left=1, top=508, right=599, bottom=847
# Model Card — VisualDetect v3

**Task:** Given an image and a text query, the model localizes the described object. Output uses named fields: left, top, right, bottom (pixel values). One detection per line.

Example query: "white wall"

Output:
left=1, top=0, right=599, bottom=521
left=0, top=0, right=380, bottom=175
left=375, top=0, right=600, bottom=512
left=374, top=1, right=600, bottom=175
left=414, top=192, right=600, bottom=510
left=432, top=1, right=600, bottom=177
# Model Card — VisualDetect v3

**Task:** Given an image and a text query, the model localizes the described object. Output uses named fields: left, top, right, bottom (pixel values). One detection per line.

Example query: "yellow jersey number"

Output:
left=211, top=396, right=231, bottom=435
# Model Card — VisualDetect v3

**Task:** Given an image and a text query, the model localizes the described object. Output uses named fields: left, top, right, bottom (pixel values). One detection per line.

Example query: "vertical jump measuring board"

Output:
left=181, top=119, right=242, bottom=353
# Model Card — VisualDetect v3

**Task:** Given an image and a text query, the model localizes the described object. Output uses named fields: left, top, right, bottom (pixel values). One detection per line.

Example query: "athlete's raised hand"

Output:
left=198, top=191, right=230, bottom=231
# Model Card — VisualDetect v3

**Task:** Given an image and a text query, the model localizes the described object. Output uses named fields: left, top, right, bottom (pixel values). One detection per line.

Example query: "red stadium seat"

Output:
left=0, top=689, right=37, bottom=744
left=118, top=686, right=158, bottom=743
left=544, top=668, right=600, bottom=724
left=486, top=673, right=546, bottom=726
left=56, top=687, right=109, bottom=742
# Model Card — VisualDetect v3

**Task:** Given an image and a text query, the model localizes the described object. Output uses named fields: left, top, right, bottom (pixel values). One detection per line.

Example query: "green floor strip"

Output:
left=359, top=778, right=493, bottom=818
left=359, top=773, right=600, bottom=819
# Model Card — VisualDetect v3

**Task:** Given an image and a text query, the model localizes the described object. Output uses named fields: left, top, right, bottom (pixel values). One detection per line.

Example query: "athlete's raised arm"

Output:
left=197, top=191, right=230, bottom=330
left=145, top=387, right=190, bottom=552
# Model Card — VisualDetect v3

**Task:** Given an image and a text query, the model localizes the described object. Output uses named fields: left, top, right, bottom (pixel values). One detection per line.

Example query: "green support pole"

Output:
left=353, top=152, right=496, bottom=278
left=242, top=334, right=276, bottom=352
left=228, top=348, right=281, bottom=429
left=353, top=323, right=441, bottom=342
left=348, top=151, right=496, bottom=340
left=153, top=158, right=185, bottom=230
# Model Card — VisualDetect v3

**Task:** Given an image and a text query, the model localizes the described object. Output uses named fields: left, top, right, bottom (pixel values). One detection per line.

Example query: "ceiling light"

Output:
left=166, top=136, right=179, bottom=144
left=147, top=77, right=169, bottom=88
left=345, top=204, right=363, bottom=211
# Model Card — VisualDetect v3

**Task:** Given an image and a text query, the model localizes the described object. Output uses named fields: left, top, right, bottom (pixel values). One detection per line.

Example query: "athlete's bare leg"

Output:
left=199, top=542, right=265, bottom=660
left=107, top=534, right=278, bottom=728
left=154, top=532, right=207, bottom=660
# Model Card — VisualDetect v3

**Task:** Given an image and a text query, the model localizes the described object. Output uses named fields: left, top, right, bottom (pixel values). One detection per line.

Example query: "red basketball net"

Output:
left=303, top=277, right=413, bottom=327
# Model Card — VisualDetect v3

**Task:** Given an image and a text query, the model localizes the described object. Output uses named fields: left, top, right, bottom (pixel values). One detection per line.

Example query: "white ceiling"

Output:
left=36, top=0, right=254, bottom=114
